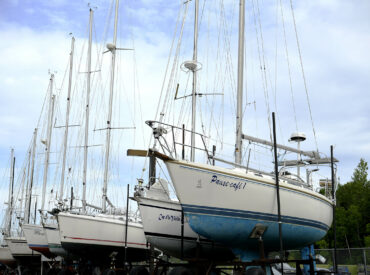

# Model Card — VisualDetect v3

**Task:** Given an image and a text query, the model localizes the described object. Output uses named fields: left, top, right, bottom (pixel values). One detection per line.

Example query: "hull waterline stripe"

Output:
left=63, top=236, right=147, bottom=246
left=8, top=240, right=27, bottom=244
left=144, top=231, right=209, bottom=243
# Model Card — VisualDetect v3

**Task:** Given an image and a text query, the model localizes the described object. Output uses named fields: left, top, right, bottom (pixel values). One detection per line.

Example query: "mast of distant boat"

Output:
left=41, top=75, right=55, bottom=218
left=24, top=145, right=31, bottom=221
left=82, top=9, right=93, bottom=212
left=25, top=128, right=37, bottom=223
left=5, top=149, right=15, bottom=236
left=59, top=36, right=75, bottom=208
left=102, top=0, right=119, bottom=213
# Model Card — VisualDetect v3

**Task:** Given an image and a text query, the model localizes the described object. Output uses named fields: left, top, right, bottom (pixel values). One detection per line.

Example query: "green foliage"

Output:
left=317, top=158, right=370, bottom=248
left=365, top=236, right=370, bottom=247
left=316, top=239, right=328, bottom=249
left=365, top=224, right=370, bottom=247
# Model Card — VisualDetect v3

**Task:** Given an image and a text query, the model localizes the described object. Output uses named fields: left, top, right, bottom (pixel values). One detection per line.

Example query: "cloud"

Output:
left=0, top=0, right=369, bottom=212
left=0, top=26, right=73, bottom=151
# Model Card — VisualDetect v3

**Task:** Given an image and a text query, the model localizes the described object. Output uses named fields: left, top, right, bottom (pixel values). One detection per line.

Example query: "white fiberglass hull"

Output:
left=5, top=237, right=41, bottom=260
left=0, top=245, right=16, bottom=267
left=135, top=196, right=234, bottom=260
left=22, top=223, right=53, bottom=258
left=165, top=160, right=333, bottom=253
left=58, top=212, right=149, bottom=263
left=44, top=224, right=69, bottom=258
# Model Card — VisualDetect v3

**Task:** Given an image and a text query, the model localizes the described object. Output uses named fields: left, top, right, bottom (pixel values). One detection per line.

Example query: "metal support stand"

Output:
left=363, top=249, right=368, bottom=275
left=124, top=184, right=130, bottom=271
left=272, top=113, right=284, bottom=272
left=181, top=210, right=184, bottom=259
left=309, top=256, right=315, bottom=275
left=182, top=124, right=185, bottom=160
left=149, top=153, right=156, bottom=186
left=258, top=236, right=266, bottom=274
left=40, top=256, right=44, bottom=275
left=212, top=145, right=216, bottom=166
left=331, top=145, right=338, bottom=275
left=70, top=187, right=74, bottom=210
left=149, top=245, right=155, bottom=274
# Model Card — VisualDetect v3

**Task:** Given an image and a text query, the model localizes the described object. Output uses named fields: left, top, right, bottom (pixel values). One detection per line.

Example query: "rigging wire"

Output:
left=252, top=0, right=273, bottom=142
left=164, top=4, right=190, bottom=125
left=279, top=0, right=299, bottom=132
left=154, top=1, right=188, bottom=123
left=205, top=0, right=237, bottom=151
left=273, top=2, right=286, bottom=145
left=289, top=0, right=319, bottom=153
left=141, top=1, right=189, bottom=178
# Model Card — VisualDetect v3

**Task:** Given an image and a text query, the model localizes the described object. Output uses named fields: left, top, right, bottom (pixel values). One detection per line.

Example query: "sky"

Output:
left=0, top=0, right=369, bottom=213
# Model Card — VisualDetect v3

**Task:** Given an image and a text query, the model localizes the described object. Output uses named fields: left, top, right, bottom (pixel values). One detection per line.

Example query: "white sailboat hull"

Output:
left=22, top=223, right=53, bottom=258
left=166, top=160, right=333, bottom=252
left=58, top=212, right=149, bottom=263
left=0, top=245, right=16, bottom=267
left=135, top=196, right=234, bottom=259
left=44, top=224, right=69, bottom=257
left=5, top=237, right=41, bottom=259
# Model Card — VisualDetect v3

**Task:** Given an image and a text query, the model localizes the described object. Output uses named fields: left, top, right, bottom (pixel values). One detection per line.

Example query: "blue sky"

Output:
left=0, top=0, right=369, bottom=212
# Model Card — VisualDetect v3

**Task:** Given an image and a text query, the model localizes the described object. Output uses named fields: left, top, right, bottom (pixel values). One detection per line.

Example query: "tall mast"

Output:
left=190, top=0, right=199, bottom=162
left=24, top=148, right=31, bottom=220
left=82, top=9, right=93, bottom=212
left=59, top=36, right=75, bottom=206
left=41, top=75, right=55, bottom=214
left=235, top=0, right=245, bottom=165
left=102, top=0, right=119, bottom=213
left=19, top=156, right=27, bottom=221
left=25, top=129, right=37, bottom=223
left=6, top=149, right=15, bottom=236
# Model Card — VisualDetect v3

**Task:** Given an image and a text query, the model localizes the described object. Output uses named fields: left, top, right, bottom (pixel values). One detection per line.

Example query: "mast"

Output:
left=23, top=149, right=31, bottom=221
left=19, top=156, right=27, bottom=222
left=82, top=9, right=93, bottom=212
left=59, top=36, right=75, bottom=206
left=6, top=149, right=15, bottom=236
left=235, top=0, right=245, bottom=165
left=25, top=129, right=37, bottom=224
left=24, top=148, right=31, bottom=218
left=102, top=0, right=119, bottom=213
left=190, top=0, right=199, bottom=162
left=41, top=75, right=55, bottom=214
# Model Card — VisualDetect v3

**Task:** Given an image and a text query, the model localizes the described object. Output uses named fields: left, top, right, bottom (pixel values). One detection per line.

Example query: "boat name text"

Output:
left=210, top=175, right=246, bottom=191
left=158, top=213, right=181, bottom=222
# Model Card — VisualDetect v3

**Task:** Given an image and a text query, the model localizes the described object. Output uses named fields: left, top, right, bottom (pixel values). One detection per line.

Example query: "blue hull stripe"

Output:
left=182, top=204, right=329, bottom=232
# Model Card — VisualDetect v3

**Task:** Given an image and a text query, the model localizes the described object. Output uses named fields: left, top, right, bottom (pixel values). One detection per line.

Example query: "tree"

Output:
left=352, top=159, right=368, bottom=184
left=317, top=158, right=370, bottom=248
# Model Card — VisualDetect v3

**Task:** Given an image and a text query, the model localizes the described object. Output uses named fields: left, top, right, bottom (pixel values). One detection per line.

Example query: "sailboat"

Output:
left=42, top=35, right=76, bottom=260
left=0, top=244, right=16, bottom=268
left=57, top=1, right=149, bottom=266
left=0, top=149, right=17, bottom=268
left=22, top=76, right=56, bottom=259
left=5, top=237, right=40, bottom=265
left=141, top=0, right=335, bottom=261
left=133, top=176, right=235, bottom=260
left=22, top=224, right=53, bottom=258
left=43, top=222, right=68, bottom=258
left=3, top=149, right=41, bottom=268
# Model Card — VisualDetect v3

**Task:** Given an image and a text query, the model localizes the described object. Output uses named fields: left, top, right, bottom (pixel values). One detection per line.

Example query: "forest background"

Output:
left=317, top=158, right=370, bottom=249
